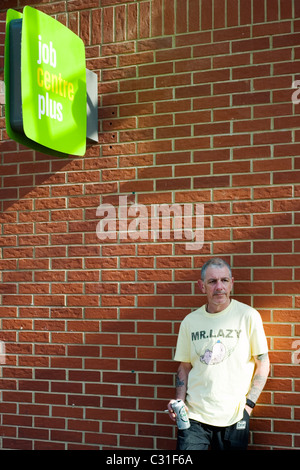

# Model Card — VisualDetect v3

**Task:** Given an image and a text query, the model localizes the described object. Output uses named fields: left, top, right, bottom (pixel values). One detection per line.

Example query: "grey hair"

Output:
left=201, top=258, right=232, bottom=281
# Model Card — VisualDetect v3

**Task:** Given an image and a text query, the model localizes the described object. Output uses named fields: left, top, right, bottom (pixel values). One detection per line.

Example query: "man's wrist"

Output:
left=246, top=398, right=256, bottom=409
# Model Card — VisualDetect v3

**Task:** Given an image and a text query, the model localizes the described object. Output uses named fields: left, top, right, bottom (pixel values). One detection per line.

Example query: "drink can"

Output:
left=171, top=399, right=190, bottom=430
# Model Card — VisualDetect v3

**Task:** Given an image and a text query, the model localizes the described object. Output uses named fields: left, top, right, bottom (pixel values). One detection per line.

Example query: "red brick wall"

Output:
left=0, top=0, right=299, bottom=450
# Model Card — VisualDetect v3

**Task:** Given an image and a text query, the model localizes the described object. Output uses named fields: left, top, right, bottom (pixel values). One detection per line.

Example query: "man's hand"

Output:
left=166, top=399, right=189, bottom=422
left=244, top=404, right=253, bottom=416
left=167, top=399, right=177, bottom=422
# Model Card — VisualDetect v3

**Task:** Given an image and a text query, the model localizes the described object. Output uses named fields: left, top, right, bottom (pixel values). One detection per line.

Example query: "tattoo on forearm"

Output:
left=247, top=353, right=269, bottom=403
left=176, top=374, right=185, bottom=388
left=247, top=374, right=267, bottom=403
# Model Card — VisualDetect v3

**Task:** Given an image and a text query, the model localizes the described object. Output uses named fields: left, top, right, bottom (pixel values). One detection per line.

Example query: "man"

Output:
left=167, top=257, right=269, bottom=450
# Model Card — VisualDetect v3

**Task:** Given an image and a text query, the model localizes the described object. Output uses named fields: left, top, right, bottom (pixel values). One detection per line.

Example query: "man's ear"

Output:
left=197, top=279, right=206, bottom=294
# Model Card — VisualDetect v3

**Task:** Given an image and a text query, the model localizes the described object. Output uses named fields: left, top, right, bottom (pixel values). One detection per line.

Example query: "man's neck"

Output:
left=206, top=299, right=231, bottom=314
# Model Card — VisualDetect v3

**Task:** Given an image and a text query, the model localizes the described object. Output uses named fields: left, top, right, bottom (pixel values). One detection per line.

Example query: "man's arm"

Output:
left=167, top=362, right=192, bottom=421
left=245, top=353, right=270, bottom=415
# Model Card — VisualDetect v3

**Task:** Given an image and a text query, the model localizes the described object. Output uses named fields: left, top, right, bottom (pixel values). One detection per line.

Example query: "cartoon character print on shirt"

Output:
left=192, top=328, right=241, bottom=366
left=200, top=340, right=226, bottom=365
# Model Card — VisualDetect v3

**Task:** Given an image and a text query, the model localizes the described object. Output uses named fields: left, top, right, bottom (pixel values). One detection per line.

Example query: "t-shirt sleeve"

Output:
left=249, top=309, right=269, bottom=357
left=174, top=320, right=191, bottom=363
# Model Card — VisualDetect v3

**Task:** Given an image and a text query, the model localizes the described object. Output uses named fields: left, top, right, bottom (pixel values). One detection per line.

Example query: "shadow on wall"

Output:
left=0, top=148, right=75, bottom=212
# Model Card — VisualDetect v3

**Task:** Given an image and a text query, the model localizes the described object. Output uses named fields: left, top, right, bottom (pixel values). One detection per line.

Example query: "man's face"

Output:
left=198, top=265, right=234, bottom=313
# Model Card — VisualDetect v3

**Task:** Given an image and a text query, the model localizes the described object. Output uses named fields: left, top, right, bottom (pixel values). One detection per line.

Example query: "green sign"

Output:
left=5, top=6, right=87, bottom=157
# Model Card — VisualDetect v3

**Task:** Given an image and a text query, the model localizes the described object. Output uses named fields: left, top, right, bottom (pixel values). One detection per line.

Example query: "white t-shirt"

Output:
left=174, top=299, right=268, bottom=427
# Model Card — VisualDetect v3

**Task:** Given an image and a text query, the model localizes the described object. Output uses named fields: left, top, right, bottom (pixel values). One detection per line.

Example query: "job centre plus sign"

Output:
left=37, top=35, right=75, bottom=122
left=5, top=6, right=87, bottom=156
left=21, top=6, right=86, bottom=155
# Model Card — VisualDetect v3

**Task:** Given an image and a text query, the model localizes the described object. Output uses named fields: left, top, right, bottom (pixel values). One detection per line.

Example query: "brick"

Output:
left=139, top=62, right=173, bottom=77
left=157, top=46, right=191, bottom=63
left=213, top=106, right=251, bottom=122
left=155, top=100, right=190, bottom=115
left=175, top=163, right=210, bottom=177
left=127, top=3, right=137, bottom=40
left=195, top=122, right=230, bottom=137
left=214, top=160, right=250, bottom=175
left=194, top=69, right=230, bottom=85
left=174, top=111, right=210, bottom=126
left=194, top=175, right=230, bottom=189
left=213, top=52, right=250, bottom=69
left=175, top=58, right=211, bottom=73
left=175, top=84, right=210, bottom=99
left=156, top=178, right=191, bottom=191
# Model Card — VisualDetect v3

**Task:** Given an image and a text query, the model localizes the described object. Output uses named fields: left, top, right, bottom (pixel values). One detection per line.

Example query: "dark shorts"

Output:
left=177, top=409, right=250, bottom=451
